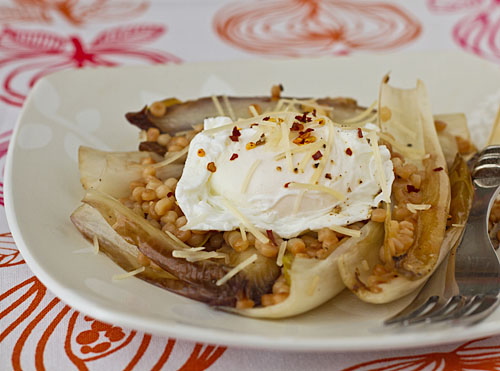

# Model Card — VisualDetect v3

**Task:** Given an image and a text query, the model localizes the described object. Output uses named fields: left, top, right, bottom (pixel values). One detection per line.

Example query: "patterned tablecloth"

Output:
left=1, top=1, right=500, bottom=370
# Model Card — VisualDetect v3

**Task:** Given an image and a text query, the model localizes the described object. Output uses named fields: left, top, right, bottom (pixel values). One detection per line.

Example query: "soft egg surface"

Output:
left=175, top=112, right=394, bottom=238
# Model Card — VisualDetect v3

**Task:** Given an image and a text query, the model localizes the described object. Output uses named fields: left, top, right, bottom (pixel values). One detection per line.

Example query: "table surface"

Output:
left=1, top=1, right=500, bottom=370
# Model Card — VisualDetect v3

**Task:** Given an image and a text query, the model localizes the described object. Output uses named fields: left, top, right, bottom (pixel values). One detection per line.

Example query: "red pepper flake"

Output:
left=407, top=185, right=419, bottom=193
left=295, top=113, right=312, bottom=123
left=207, top=162, right=217, bottom=172
left=311, top=109, right=317, bottom=117
left=167, top=192, right=173, bottom=198
left=262, top=116, right=271, bottom=121
left=230, top=153, right=238, bottom=161
left=346, top=148, right=353, bottom=156
left=293, top=168, right=299, bottom=174
left=325, top=173, right=332, bottom=179
left=197, top=148, right=205, bottom=157
left=255, top=133, right=267, bottom=146
left=433, top=167, right=443, bottom=172
left=357, top=128, right=363, bottom=138
left=312, top=150, right=323, bottom=160
left=284, top=182, right=291, bottom=188
left=302, top=128, right=314, bottom=134
left=313, top=163, right=319, bottom=168
left=276, top=166, right=282, bottom=171
left=291, top=122, right=304, bottom=131
left=229, top=126, right=241, bottom=142
left=266, top=230, right=278, bottom=246
left=250, top=123, right=259, bottom=128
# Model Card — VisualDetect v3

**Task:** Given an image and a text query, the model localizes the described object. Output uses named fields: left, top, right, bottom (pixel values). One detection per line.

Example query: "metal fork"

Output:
left=385, top=145, right=500, bottom=326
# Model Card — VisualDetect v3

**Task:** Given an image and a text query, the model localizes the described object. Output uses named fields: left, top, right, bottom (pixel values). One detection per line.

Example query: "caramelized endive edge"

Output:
left=338, top=80, right=459, bottom=304
left=230, top=222, right=384, bottom=318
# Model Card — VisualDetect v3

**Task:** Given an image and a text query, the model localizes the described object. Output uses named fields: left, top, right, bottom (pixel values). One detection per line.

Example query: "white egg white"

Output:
left=175, top=114, right=394, bottom=238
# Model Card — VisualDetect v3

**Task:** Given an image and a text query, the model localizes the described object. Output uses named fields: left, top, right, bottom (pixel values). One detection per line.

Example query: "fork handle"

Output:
left=454, top=182, right=500, bottom=295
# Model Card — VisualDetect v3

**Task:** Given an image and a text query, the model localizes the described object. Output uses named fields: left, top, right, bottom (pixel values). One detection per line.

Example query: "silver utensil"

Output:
left=385, top=145, right=500, bottom=326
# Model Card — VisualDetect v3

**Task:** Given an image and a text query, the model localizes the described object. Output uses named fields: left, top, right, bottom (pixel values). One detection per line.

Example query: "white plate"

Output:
left=6, top=51, right=500, bottom=352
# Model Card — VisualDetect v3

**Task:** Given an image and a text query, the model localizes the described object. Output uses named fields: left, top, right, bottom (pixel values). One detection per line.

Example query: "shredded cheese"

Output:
left=367, top=131, right=390, bottom=203
left=248, top=104, right=259, bottom=117
left=222, top=95, right=236, bottom=121
left=307, top=275, right=320, bottom=296
left=279, top=98, right=333, bottom=112
left=92, top=235, right=100, bottom=255
left=241, top=159, right=261, bottom=193
left=343, top=101, right=377, bottom=124
left=292, top=191, right=304, bottom=215
left=239, top=224, right=247, bottom=241
left=211, top=95, right=225, bottom=117
left=152, top=146, right=189, bottom=168
left=310, top=121, right=334, bottom=184
left=173, top=250, right=227, bottom=263
left=112, top=266, right=145, bottom=281
left=281, top=113, right=294, bottom=172
left=165, top=230, right=192, bottom=250
left=288, top=182, right=345, bottom=201
left=329, top=225, right=361, bottom=238
left=406, top=203, right=431, bottom=213
left=451, top=223, right=465, bottom=228
left=276, top=240, right=287, bottom=267
left=216, top=253, right=257, bottom=286
left=297, top=147, right=316, bottom=173
left=221, top=199, right=269, bottom=243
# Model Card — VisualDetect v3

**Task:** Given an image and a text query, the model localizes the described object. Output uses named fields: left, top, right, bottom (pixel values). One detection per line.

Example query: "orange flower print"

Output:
left=343, top=337, right=500, bottom=371
left=0, top=0, right=149, bottom=26
left=0, top=25, right=181, bottom=107
left=0, top=274, right=226, bottom=370
left=0, top=232, right=22, bottom=267
left=213, top=0, right=421, bottom=57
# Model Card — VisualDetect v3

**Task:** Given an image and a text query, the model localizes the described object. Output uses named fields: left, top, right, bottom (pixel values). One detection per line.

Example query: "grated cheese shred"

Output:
left=406, top=203, right=431, bottom=213
left=329, top=225, right=361, bottom=238
left=367, top=131, right=390, bottom=203
left=216, top=253, right=257, bottom=286
left=310, top=122, right=334, bottom=184
left=281, top=113, right=294, bottom=171
left=343, top=101, right=377, bottom=124
left=248, top=105, right=259, bottom=117
left=289, top=182, right=345, bottom=201
left=276, top=240, right=287, bottom=267
left=112, top=266, right=145, bottom=281
left=239, top=224, right=247, bottom=241
left=222, top=95, right=236, bottom=121
left=165, top=230, right=193, bottom=250
left=241, top=159, right=261, bottom=193
left=153, top=146, right=189, bottom=168
left=173, top=249, right=227, bottom=263
left=221, top=199, right=269, bottom=243
left=211, top=95, right=225, bottom=117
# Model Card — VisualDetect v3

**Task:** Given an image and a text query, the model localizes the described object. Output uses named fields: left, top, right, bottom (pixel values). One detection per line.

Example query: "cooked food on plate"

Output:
left=71, top=76, right=476, bottom=318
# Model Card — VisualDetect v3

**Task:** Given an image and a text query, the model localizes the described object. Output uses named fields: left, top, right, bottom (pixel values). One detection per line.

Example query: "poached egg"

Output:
left=175, top=110, right=394, bottom=239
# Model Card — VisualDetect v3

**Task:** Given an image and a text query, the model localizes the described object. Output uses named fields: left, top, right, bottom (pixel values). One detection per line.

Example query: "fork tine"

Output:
left=476, top=155, right=500, bottom=166
left=384, top=296, right=440, bottom=325
left=457, top=295, right=500, bottom=325
left=421, top=295, right=467, bottom=322
left=404, top=298, right=450, bottom=325
left=481, top=145, right=500, bottom=155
